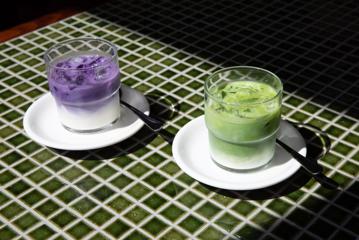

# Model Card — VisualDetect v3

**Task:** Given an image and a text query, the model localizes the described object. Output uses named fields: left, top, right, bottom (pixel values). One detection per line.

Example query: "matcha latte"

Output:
left=205, top=67, right=282, bottom=170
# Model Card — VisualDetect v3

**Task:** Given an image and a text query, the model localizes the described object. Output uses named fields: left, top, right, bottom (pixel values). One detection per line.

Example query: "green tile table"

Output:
left=0, top=0, right=358, bottom=239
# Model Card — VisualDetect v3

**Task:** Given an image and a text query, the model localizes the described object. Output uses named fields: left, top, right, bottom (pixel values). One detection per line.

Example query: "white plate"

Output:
left=24, top=85, right=149, bottom=150
left=172, top=116, right=305, bottom=190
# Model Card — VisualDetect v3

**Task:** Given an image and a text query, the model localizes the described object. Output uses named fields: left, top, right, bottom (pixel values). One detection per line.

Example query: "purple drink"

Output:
left=45, top=39, right=121, bottom=132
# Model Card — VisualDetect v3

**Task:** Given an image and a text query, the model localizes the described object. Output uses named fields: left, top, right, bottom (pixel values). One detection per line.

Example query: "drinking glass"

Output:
left=204, top=66, right=282, bottom=170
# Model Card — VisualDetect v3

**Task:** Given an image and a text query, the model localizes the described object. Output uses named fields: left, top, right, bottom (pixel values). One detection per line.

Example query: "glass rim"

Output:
left=205, top=66, right=283, bottom=106
left=44, top=38, right=118, bottom=70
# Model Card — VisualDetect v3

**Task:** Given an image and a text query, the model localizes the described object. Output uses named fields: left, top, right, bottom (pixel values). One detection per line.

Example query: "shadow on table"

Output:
left=203, top=123, right=336, bottom=200
left=51, top=92, right=179, bottom=160
left=89, top=0, right=359, bottom=119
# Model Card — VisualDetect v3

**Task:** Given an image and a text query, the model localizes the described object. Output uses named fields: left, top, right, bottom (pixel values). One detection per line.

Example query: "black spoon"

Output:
left=276, top=139, right=339, bottom=190
left=119, top=91, right=175, bottom=144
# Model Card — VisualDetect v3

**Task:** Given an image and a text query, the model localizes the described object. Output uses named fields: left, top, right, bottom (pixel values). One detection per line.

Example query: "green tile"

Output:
left=0, top=142, right=10, bottom=154
left=46, top=158, right=69, bottom=172
left=125, top=230, right=148, bottom=240
left=19, top=142, right=41, bottom=155
left=161, top=69, right=177, bottom=79
left=308, top=118, right=327, bottom=129
left=105, top=219, right=130, bottom=238
left=145, top=153, right=166, bottom=166
left=251, top=211, right=275, bottom=228
left=144, top=172, right=166, bottom=187
left=143, top=193, right=166, bottom=210
left=20, top=70, right=37, bottom=79
left=28, top=169, right=51, bottom=183
left=0, top=202, right=25, bottom=219
left=3, top=110, right=22, bottom=122
left=211, top=194, right=233, bottom=207
left=57, top=188, right=81, bottom=203
left=51, top=210, right=76, bottom=227
left=111, top=174, right=133, bottom=190
left=160, top=162, right=180, bottom=176
left=91, top=185, right=115, bottom=201
left=267, top=199, right=291, bottom=215
left=175, top=75, right=191, bottom=84
left=90, top=233, right=108, bottom=240
left=236, top=225, right=264, bottom=239
left=0, top=90, right=15, bottom=99
left=4, top=77, right=19, bottom=85
left=75, top=176, right=99, bottom=192
left=9, top=64, right=26, bottom=73
left=143, top=217, right=168, bottom=236
left=21, top=189, right=45, bottom=206
left=108, top=195, right=132, bottom=213
left=7, top=180, right=31, bottom=195
left=14, top=213, right=39, bottom=230
left=41, top=178, right=64, bottom=193
left=61, top=166, right=85, bottom=181
left=174, top=88, right=191, bottom=98
left=0, top=59, right=15, bottom=67
left=33, top=149, right=55, bottom=163
left=286, top=96, right=303, bottom=107
left=31, top=76, right=46, bottom=84
left=336, top=117, right=355, bottom=128
left=126, top=183, right=151, bottom=200
left=179, top=215, right=204, bottom=233
left=178, top=173, right=195, bottom=186
left=290, top=112, right=310, bottom=122
left=26, top=88, right=44, bottom=98
left=88, top=208, right=114, bottom=226
left=136, top=59, right=151, bottom=67
left=160, top=182, right=184, bottom=198
left=29, top=225, right=55, bottom=240
left=160, top=204, right=184, bottom=221
left=319, top=110, right=337, bottom=120
left=148, top=76, right=165, bottom=85
left=36, top=199, right=60, bottom=216
left=160, top=229, right=186, bottom=240
left=340, top=162, right=358, bottom=176
left=67, top=222, right=93, bottom=239
left=174, top=63, right=189, bottom=71
left=197, top=202, right=221, bottom=219
left=25, top=58, right=41, bottom=66
left=344, top=133, right=359, bottom=145
left=95, top=165, right=117, bottom=179
left=0, top=226, right=17, bottom=239
left=231, top=201, right=256, bottom=216
left=1, top=152, right=23, bottom=165
left=0, top=103, right=10, bottom=113
left=71, top=198, right=97, bottom=214
left=0, top=170, right=16, bottom=185
left=125, top=206, right=150, bottom=224
left=0, top=192, right=10, bottom=205
left=79, top=160, right=102, bottom=170
left=327, top=126, right=345, bottom=137
left=332, top=172, right=351, bottom=185
left=198, top=227, right=225, bottom=240
left=128, top=163, right=150, bottom=177
left=333, top=143, right=353, bottom=155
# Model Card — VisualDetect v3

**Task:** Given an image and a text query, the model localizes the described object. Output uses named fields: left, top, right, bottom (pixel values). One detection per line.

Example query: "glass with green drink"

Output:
left=205, top=66, right=283, bottom=170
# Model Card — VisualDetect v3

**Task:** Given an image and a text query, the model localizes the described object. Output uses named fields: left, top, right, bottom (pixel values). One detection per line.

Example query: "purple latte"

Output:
left=49, top=53, right=120, bottom=104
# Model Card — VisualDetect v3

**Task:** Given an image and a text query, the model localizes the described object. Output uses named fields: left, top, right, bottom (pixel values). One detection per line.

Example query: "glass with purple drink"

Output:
left=44, top=38, right=121, bottom=132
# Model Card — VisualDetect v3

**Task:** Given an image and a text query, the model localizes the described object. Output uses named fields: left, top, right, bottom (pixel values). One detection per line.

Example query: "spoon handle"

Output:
left=276, top=139, right=339, bottom=190
left=120, top=100, right=164, bottom=131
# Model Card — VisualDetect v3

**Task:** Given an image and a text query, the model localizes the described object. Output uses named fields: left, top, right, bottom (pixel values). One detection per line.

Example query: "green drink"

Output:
left=205, top=67, right=282, bottom=170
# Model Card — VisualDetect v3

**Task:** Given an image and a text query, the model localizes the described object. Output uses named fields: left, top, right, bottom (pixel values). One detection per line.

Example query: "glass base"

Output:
left=62, top=117, right=120, bottom=134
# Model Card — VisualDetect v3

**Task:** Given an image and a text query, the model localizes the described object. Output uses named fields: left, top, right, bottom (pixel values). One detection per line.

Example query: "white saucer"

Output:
left=172, top=116, right=306, bottom=190
left=24, top=85, right=149, bottom=150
